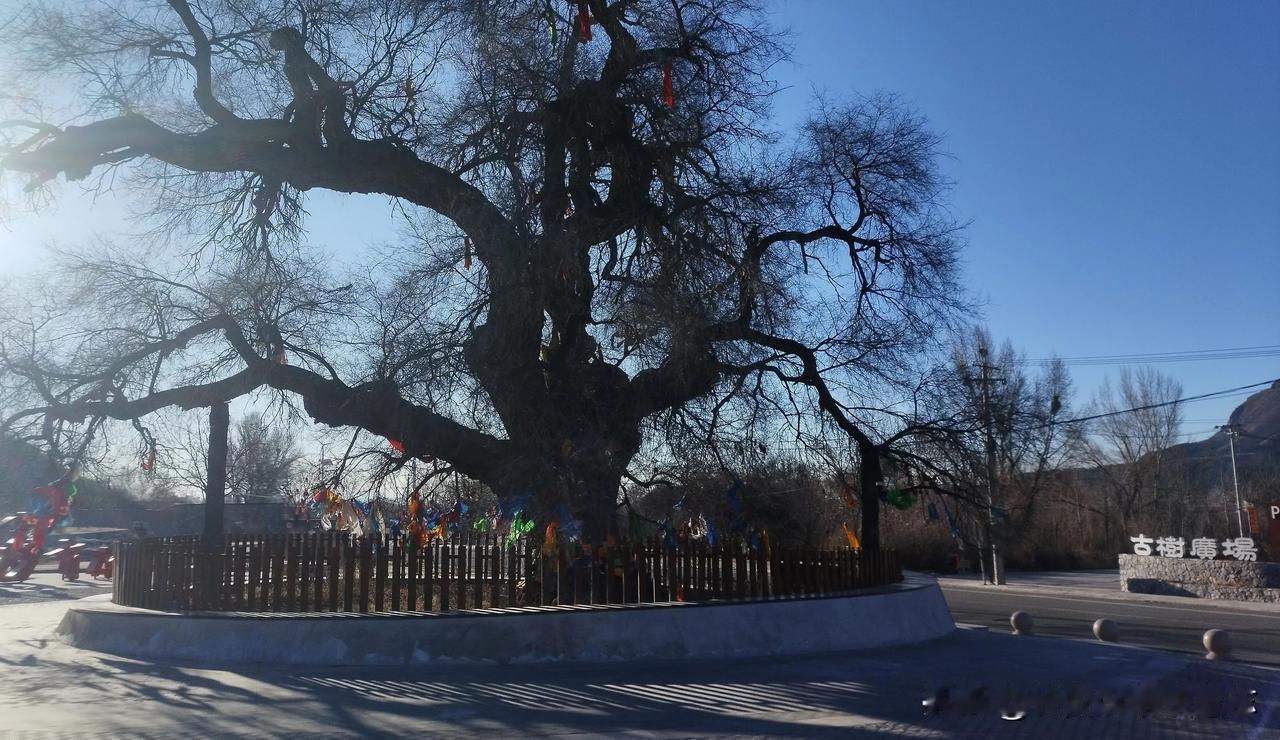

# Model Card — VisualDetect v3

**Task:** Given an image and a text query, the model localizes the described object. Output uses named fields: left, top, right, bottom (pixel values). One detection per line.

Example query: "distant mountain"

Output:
left=1166, top=379, right=1280, bottom=479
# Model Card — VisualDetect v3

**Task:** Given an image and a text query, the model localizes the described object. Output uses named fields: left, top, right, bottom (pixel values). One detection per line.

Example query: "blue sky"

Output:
left=1, top=0, right=1277, bottom=442
left=766, top=0, right=1280, bottom=439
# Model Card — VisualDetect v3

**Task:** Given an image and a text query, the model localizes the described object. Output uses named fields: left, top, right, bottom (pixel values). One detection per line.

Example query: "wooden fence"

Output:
left=112, top=532, right=902, bottom=613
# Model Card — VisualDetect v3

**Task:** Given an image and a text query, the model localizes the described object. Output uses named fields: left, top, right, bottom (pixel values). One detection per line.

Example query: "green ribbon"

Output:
left=545, top=1, right=557, bottom=46
left=885, top=488, right=915, bottom=511
left=507, top=512, right=536, bottom=546
left=628, top=510, right=646, bottom=541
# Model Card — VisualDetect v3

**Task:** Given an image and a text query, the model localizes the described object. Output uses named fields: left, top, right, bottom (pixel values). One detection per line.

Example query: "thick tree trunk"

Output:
left=481, top=434, right=629, bottom=545
left=573, top=466, right=626, bottom=543
left=858, top=440, right=883, bottom=552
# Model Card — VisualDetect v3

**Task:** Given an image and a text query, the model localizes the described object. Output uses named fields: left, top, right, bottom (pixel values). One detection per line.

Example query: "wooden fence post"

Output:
left=312, top=534, right=324, bottom=610
left=358, top=536, right=371, bottom=613
left=489, top=536, right=502, bottom=608
left=406, top=538, right=418, bottom=612
left=424, top=541, right=436, bottom=611
left=330, top=533, right=338, bottom=607
left=374, top=535, right=387, bottom=612
left=342, top=536, right=355, bottom=612
left=391, top=535, right=402, bottom=611
left=505, top=542, right=517, bottom=607
left=297, top=535, right=310, bottom=612
left=440, top=539, right=452, bottom=611
left=455, top=532, right=465, bottom=606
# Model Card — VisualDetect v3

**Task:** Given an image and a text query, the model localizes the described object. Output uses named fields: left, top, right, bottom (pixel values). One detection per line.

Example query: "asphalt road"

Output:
left=4, top=597, right=1277, bottom=738
left=940, top=573, right=1280, bottom=668
left=0, top=571, right=111, bottom=605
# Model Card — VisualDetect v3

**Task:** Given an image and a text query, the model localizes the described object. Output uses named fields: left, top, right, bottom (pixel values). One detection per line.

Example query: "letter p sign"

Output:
left=1268, top=503, right=1280, bottom=546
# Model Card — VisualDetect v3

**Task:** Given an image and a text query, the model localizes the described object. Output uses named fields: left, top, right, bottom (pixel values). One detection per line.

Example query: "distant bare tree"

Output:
left=1082, top=367, right=1183, bottom=547
left=226, top=412, right=300, bottom=502
left=952, top=329, right=1075, bottom=535
left=155, top=410, right=299, bottom=503
left=876, top=328, right=1076, bottom=566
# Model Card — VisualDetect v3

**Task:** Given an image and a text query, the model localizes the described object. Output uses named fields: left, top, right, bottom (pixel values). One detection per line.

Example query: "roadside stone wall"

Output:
left=1119, top=554, right=1280, bottom=603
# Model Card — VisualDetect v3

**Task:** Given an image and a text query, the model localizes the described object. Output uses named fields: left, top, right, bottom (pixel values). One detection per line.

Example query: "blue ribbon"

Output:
left=726, top=478, right=745, bottom=514
left=942, top=501, right=960, bottom=542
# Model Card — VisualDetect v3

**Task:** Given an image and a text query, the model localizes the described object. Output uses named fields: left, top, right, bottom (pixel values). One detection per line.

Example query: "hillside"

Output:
left=1166, top=379, right=1280, bottom=477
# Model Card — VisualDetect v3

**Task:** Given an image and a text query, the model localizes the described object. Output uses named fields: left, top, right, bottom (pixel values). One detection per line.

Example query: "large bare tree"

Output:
left=0, top=0, right=964, bottom=541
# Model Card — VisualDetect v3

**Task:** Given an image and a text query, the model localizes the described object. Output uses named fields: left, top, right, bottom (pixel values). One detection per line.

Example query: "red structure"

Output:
left=0, top=465, right=110, bottom=582
left=86, top=546, right=113, bottom=580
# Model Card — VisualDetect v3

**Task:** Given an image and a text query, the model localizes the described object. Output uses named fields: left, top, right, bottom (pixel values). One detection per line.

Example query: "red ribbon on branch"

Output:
left=463, top=236, right=473, bottom=270
left=662, top=61, right=674, bottom=108
left=576, top=1, right=592, bottom=42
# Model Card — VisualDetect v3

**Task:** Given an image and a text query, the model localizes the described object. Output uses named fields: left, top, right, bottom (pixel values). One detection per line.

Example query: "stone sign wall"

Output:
left=1119, top=553, right=1280, bottom=603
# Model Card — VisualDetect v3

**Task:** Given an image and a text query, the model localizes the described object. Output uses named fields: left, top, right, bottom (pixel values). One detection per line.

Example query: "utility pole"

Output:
left=205, top=401, right=230, bottom=543
left=969, top=347, right=1006, bottom=585
left=201, top=401, right=230, bottom=607
left=1219, top=424, right=1245, bottom=538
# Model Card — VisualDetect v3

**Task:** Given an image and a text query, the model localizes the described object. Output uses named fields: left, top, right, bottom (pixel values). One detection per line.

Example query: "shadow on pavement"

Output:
left=1, top=609, right=1277, bottom=739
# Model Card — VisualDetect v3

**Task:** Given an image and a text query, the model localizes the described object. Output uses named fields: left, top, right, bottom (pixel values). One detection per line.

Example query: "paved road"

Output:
left=0, top=579, right=1276, bottom=738
left=0, top=571, right=111, bottom=606
left=940, top=571, right=1280, bottom=667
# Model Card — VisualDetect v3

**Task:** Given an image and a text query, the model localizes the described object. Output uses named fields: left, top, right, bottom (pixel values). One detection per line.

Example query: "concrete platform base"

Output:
left=58, top=574, right=954, bottom=666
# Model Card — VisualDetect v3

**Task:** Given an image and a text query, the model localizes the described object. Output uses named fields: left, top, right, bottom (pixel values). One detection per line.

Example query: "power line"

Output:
left=1044, top=378, right=1278, bottom=428
left=1021, top=344, right=1280, bottom=367
left=722, top=378, right=1274, bottom=449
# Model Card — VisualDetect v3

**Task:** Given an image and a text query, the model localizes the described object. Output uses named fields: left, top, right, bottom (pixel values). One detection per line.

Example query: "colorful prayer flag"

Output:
left=843, top=522, right=861, bottom=550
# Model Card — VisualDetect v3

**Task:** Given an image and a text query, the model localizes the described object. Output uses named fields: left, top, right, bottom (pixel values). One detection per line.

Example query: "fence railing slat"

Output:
left=246, top=537, right=260, bottom=609
left=312, top=534, right=323, bottom=610
left=324, top=535, right=337, bottom=612
left=489, top=536, right=501, bottom=608
left=505, top=543, right=517, bottom=607
left=374, top=535, right=386, bottom=613
left=428, top=540, right=436, bottom=610
left=406, top=539, right=418, bottom=612
left=358, top=537, right=371, bottom=614
left=390, top=535, right=401, bottom=611
left=267, top=536, right=280, bottom=611
left=440, top=540, right=452, bottom=611
left=297, top=535, right=310, bottom=612
left=340, top=537, right=353, bottom=612
left=458, top=536, right=467, bottom=608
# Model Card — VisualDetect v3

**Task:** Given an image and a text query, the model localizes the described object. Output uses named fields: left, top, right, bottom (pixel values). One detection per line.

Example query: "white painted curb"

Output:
left=58, top=574, right=955, bottom=665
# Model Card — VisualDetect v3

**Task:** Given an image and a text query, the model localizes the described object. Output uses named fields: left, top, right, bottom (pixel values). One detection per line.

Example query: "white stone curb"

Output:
left=58, top=573, right=956, bottom=666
